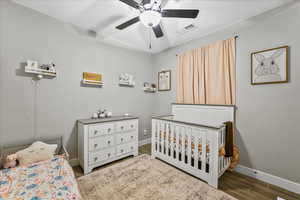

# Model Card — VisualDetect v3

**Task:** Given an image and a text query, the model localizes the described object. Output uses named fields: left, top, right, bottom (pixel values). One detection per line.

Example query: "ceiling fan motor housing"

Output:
left=139, top=10, right=162, bottom=27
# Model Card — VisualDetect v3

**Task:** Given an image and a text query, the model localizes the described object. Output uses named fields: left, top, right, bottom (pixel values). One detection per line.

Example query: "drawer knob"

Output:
left=108, top=153, right=111, bottom=157
left=121, top=138, right=124, bottom=141
left=108, top=141, right=111, bottom=144
left=94, top=144, right=98, bottom=148
left=94, top=130, right=98, bottom=135
left=121, top=149, right=124, bottom=153
left=131, top=146, right=134, bottom=150
left=108, top=128, right=111, bottom=132
left=121, top=126, right=124, bottom=130
left=94, top=157, right=98, bottom=161
left=131, top=125, right=134, bottom=128
left=131, top=136, right=134, bottom=139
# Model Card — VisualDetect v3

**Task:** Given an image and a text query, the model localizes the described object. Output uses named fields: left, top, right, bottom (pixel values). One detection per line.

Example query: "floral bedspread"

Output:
left=0, top=156, right=81, bottom=200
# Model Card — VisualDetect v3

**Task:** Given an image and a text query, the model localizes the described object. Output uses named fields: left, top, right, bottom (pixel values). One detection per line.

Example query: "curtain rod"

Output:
left=176, top=35, right=239, bottom=56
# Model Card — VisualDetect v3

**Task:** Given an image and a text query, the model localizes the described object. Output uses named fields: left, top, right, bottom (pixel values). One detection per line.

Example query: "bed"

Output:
left=0, top=137, right=82, bottom=200
left=151, top=103, right=235, bottom=188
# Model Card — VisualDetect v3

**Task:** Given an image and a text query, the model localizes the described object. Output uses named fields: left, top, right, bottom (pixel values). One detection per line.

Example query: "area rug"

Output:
left=77, top=154, right=237, bottom=200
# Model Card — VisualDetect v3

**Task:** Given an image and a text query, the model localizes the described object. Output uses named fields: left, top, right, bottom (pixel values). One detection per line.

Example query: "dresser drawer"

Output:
left=116, top=132, right=136, bottom=145
left=89, top=135, right=114, bottom=151
left=89, top=148, right=114, bottom=165
left=115, top=120, right=137, bottom=132
left=89, top=123, right=114, bottom=138
left=116, top=142, right=137, bottom=156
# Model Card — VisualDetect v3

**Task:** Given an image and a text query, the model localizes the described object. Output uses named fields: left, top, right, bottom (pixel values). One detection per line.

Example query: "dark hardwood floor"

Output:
left=74, top=144, right=300, bottom=200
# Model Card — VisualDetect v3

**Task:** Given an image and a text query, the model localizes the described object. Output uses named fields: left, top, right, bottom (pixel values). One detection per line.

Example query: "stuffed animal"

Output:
left=3, top=154, right=18, bottom=169
left=219, top=146, right=226, bottom=157
left=228, top=145, right=240, bottom=171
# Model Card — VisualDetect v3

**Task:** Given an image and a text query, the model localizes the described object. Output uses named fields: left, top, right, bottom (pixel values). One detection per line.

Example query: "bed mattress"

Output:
left=0, top=156, right=81, bottom=200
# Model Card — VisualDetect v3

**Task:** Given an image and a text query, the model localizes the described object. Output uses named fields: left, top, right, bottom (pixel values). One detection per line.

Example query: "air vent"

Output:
left=184, top=24, right=196, bottom=31
left=177, top=24, right=198, bottom=35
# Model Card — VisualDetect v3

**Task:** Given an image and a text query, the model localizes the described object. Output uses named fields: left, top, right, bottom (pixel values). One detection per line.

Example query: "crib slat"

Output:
left=175, top=126, right=179, bottom=161
left=187, top=128, right=192, bottom=165
left=166, top=123, right=170, bottom=156
left=201, top=131, right=207, bottom=172
left=170, top=123, right=174, bottom=158
left=193, top=129, right=199, bottom=169
left=159, top=121, right=164, bottom=154
left=163, top=122, right=166, bottom=155
left=181, top=127, right=185, bottom=164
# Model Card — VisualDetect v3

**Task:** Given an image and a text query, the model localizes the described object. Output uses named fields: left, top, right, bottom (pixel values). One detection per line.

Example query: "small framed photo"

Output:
left=158, top=70, right=171, bottom=91
left=251, top=46, right=288, bottom=85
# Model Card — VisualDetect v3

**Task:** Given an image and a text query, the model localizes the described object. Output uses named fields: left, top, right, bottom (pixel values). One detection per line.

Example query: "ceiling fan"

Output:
left=116, top=0, right=199, bottom=38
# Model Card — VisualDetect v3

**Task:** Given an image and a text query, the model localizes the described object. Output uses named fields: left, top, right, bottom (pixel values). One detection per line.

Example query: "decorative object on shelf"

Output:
left=82, top=72, right=103, bottom=86
left=25, top=60, right=57, bottom=79
left=91, top=109, right=113, bottom=119
left=251, top=46, right=288, bottom=85
left=158, top=70, right=171, bottom=91
left=98, top=109, right=106, bottom=118
left=92, top=113, right=98, bottom=119
left=143, top=82, right=156, bottom=93
left=119, top=73, right=135, bottom=87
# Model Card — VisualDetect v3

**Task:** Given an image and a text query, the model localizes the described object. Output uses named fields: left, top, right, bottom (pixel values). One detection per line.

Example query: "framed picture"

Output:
left=158, top=70, right=171, bottom=91
left=251, top=46, right=288, bottom=85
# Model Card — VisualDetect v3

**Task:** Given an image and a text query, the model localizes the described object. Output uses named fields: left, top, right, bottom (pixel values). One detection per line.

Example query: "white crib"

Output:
left=151, top=104, right=235, bottom=188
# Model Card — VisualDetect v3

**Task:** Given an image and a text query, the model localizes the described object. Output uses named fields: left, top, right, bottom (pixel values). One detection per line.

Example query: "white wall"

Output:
left=152, top=2, right=300, bottom=184
left=0, top=0, right=5, bottom=150
left=0, top=0, right=154, bottom=158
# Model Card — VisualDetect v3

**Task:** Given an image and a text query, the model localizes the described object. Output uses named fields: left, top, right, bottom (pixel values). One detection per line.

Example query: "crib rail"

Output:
left=151, top=118, right=231, bottom=188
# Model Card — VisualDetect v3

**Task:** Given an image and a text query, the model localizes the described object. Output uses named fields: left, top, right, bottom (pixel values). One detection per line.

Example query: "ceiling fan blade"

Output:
left=153, top=24, right=164, bottom=38
left=119, top=0, right=140, bottom=9
left=161, top=9, right=199, bottom=18
left=116, top=17, right=140, bottom=30
left=142, top=0, right=151, bottom=5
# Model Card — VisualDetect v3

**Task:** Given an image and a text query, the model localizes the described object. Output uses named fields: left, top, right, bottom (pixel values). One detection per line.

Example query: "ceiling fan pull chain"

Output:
left=149, top=28, right=152, bottom=49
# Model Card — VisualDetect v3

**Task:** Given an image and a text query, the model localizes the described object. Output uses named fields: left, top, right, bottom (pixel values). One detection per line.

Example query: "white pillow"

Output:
left=16, top=141, right=57, bottom=166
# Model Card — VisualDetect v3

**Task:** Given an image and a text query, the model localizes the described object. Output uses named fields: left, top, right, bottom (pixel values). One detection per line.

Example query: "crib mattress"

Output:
left=159, top=132, right=212, bottom=153
left=0, top=156, right=81, bottom=200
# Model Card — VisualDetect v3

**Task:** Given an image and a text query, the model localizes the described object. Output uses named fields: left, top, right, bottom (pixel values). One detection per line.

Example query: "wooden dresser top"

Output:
left=78, top=116, right=138, bottom=125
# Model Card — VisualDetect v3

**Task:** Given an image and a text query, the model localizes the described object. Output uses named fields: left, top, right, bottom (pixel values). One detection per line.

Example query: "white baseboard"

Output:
left=235, top=165, right=300, bottom=195
left=69, top=158, right=79, bottom=167
left=138, top=138, right=151, bottom=147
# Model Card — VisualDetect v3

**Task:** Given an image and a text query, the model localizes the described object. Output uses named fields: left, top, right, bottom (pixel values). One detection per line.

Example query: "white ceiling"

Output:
left=12, top=0, right=293, bottom=53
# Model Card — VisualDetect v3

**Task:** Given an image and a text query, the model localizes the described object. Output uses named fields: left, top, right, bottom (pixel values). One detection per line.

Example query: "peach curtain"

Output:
left=177, top=37, right=236, bottom=105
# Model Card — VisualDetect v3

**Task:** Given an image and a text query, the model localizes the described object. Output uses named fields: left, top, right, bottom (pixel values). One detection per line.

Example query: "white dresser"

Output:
left=77, top=116, right=139, bottom=174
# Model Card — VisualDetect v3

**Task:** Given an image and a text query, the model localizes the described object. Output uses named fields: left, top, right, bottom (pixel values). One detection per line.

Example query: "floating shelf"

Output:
left=82, top=79, right=104, bottom=86
left=143, top=87, right=156, bottom=93
left=119, top=81, right=135, bottom=87
left=25, top=66, right=57, bottom=77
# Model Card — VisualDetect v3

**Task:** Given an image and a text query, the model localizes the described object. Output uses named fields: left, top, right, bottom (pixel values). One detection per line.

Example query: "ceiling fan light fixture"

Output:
left=139, top=10, right=162, bottom=27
